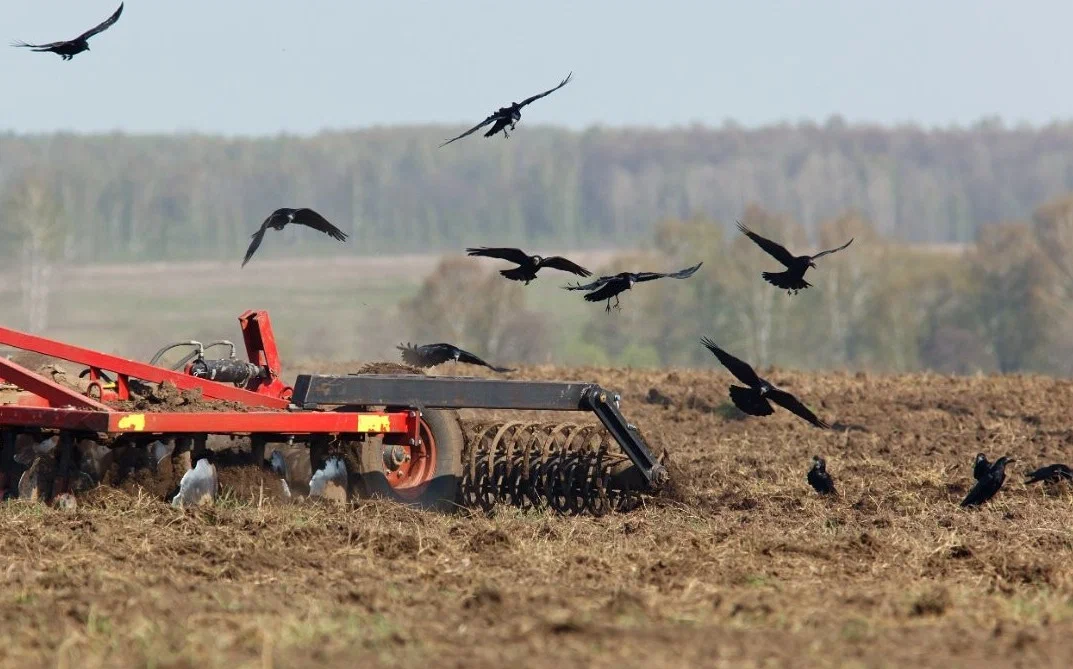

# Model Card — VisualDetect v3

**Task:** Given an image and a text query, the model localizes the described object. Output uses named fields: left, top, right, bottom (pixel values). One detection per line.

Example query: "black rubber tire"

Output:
left=357, top=407, right=464, bottom=513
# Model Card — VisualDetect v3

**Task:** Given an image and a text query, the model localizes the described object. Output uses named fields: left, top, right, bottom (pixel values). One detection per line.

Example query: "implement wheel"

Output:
left=353, top=364, right=463, bottom=512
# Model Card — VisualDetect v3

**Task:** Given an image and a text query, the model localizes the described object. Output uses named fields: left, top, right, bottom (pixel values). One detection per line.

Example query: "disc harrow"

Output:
left=458, top=421, right=647, bottom=516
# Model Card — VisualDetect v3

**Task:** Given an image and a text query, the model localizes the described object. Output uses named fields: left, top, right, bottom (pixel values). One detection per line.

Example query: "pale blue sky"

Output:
left=1, top=0, right=1070, bottom=135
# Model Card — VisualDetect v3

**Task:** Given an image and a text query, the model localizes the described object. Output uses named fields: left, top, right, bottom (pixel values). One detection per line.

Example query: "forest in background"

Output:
left=4, top=119, right=1073, bottom=264
left=3, top=120, right=1073, bottom=376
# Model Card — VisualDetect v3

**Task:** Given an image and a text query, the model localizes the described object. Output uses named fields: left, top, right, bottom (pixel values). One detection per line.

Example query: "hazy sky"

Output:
left=1, top=0, right=1071, bottom=136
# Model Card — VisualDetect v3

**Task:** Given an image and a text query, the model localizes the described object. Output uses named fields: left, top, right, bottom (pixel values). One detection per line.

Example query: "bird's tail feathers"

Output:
left=499, top=267, right=531, bottom=282
left=761, top=271, right=811, bottom=291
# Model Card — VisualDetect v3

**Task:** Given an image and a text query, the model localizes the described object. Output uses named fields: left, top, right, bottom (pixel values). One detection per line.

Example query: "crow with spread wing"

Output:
left=12, top=2, right=124, bottom=60
left=242, top=208, right=348, bottom=267
left=439, top=72, right=573, bottom=147
left=700, top=337, right=830, bottom=429
left=961, top=456, right=1014, bottom=507
left=972, top=452, right=991, bottom=481
left=736, top=221, right=853, bottom=295
left=397, top=342, right=513, bottom=373
left=1024, top=463, right=1073, bottom=485
left=466, top=246, right=591, bottom=284
left=563, top=261, right=702, bottom=312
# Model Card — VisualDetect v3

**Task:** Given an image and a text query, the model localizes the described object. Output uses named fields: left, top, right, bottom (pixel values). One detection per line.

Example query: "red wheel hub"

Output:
left=383, top=418, right=437, bottom=498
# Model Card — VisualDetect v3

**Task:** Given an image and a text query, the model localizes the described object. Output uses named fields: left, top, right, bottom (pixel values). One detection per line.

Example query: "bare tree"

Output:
left=0, top=172, right=67, bottom=333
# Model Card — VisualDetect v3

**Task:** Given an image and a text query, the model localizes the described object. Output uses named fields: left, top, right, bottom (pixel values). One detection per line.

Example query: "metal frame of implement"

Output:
left=0, top=309, right=667, bottom=488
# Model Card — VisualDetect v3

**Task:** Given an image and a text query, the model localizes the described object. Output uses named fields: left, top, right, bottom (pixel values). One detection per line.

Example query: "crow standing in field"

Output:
left=397, top=342, right=514, bottom=373
left=439, top=72, right=573, bottom=147
left=960, top=456, right=1014, bottom=508
left=973, top=452, right=991, bottom=481
left=242, top=207, right=348, bottom=267
left=564, top=261, right=703, bottom=312
left=12, top=2, right=124, bottom=60
left=700, top=337, right=830, bottom=429
left=466, top=246, right=592, bottom=284
left=736, top=221, right=854, bottom=295
left=1023, top=463, right=1073, bottom=485
left=807, top=455, right=836, bottom=495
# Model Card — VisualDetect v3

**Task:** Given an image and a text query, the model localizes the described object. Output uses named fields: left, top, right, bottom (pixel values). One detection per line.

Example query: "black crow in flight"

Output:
left=466, top=246, right=592, bottom=285
left=439, top=72, right=573, bottom=147
left=973, top=452, right=991, bottom=481
left=564, top=261, right=702, bottom=312
left=12, top=2, right=124, bottom=61
left=700, top=337, right=830, bottom=429
left=397, top=342, right=513, bottom=373
left=242, top=208, right=348, bottom=267
left=736, top=221, right=854, bottom=295
left=807, top=455, right=836, bottom=495
left=1024, top=463, right=1073, bottom=485
left=960, top=456, right=1014, bottom=507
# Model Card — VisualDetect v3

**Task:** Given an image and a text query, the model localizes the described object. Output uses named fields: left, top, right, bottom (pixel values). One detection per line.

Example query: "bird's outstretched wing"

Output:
left=454, top=347, right=513, bottom=372
left=634, top=261, right=704, bottom=282
left=291, top=208, right=348, bottom=242
left=439, top=114, right=498, bottom=147
left=466, top=246, right=531, bottom=265
left=241, top=228, right=269, bottom=267
left=11, top=39, right=66, bottom=49
left=810, top=237, right=854, bottom=261
left=700, top=337, right=764, bottom=388
left=79, top=2, right=124, bottom=41
left=396, top=343, right=444, bottom=367
left=767, top=389, right=830, bottom=429
left=973, top=454, right=991, bottom=481
left=736, top=221, right=796, bottom=267
left=563, top=275, right=613, bottom=291
left=517, top=72, right=574, bottom=108
left=539, top=255, right=592, bottom=277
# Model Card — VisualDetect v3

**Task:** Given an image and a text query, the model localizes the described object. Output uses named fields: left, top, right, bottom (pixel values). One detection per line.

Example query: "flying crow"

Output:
left=12, top=2, right=124, bottom=61
left=807, top=455, right=836, bottom=495
left=439, top=72, right=573, bottom=147
left=466, top=246, right=592, bottom=284
left=1024, top=463, right=1073, bottom=485
left=397, top=342, right=513, bottom=373
left=736, top=221, right=853, bottom=295
left=564, top=261, right=702, bottom=312
left=973, top=452, right=991, bottom=481
left=960, top=456, right=1014, bottom=507
left=242, top=207, right=348, bottom=267
left=700, top=337, right=829, bottom=429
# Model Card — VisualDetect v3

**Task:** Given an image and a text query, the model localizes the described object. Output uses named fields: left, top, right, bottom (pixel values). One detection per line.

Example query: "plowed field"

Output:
left=2, top=363, right=1072, bottom=668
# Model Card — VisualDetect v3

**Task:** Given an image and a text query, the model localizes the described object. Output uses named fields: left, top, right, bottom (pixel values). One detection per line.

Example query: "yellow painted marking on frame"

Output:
left=117, top=414, right=146, bottom=431
left=357, top=415, right=392, bottom=432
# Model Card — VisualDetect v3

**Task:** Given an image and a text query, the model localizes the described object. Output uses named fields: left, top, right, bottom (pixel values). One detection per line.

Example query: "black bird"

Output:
left=439, top=72, right=573, bottom=147
left=1024, top=463, right=1073, bottom=485
left=466, top=246, right=592, bottom=285
left=12, top=2, right=124, bottom=61
left=397, top=342, right=513, bottom=373
left=807, top=455, right=836, bottom=495
left=242, top=208, right=348, bottom=267
left=960, top=456, right=1014, bottom=507
left=564, top=261, right=703, bottom=312
left=736, top=221, right=854, bottom=295
left=973, top=452, right=991, bottom=481
left=700, top=337, right=829, bottom=429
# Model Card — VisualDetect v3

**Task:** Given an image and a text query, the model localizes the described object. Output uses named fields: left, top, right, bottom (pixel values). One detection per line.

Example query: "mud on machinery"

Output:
left=0, top=310, right=669, bottom=514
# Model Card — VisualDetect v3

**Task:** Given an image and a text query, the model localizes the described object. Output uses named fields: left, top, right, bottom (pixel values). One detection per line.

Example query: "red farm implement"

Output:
left=0, top=310, right=667, bottom=514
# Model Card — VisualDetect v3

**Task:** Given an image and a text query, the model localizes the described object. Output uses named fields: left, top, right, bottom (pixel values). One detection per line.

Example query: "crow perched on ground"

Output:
left=563, top=261, right=703, bottom=312
left=807, top=455, right=836, bottom=495
left=439, top=72, right=573, bottom=147
left=1023, top=463, right=1073, bottom=485
left=700, top=337, right=830, bottom=429
left=961, top=456, right=1014, bottom=507
left=242, top=208, right=348, bottom=267
left=973, top=452, right=991, bottom=481
left=397, top=342, right=513, bottom=373
left=736, top=221, right=854, bottom=295
left=12, top=2, right=124, bottom=61
left=466, top=246, right=592, bottom=284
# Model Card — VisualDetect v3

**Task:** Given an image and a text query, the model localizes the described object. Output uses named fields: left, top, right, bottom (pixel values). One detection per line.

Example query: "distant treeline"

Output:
left=4, top=119, right=1073, bottom=263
